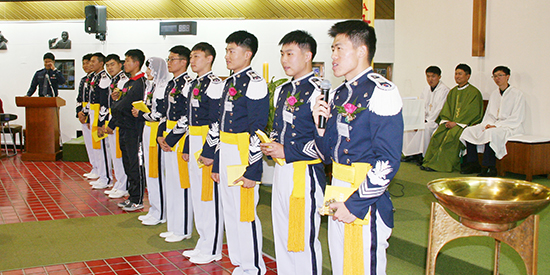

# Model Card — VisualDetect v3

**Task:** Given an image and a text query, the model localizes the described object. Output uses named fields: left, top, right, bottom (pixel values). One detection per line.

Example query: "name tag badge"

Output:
left=337, top=122, right=350, bottom=138
left=225, top=101, right=233, bottom=112
left=283, top=110, right=294, bottom=124
left=191, top=99, right=200, bottom=107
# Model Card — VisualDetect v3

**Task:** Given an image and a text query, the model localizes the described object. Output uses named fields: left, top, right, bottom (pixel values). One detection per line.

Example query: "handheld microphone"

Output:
left=318, top=79, right=331, bottom=129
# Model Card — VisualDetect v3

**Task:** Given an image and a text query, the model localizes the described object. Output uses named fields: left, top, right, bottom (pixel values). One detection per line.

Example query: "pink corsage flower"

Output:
left=229, top=87, right=237, bottom=96
left=336, top=99, right=366, bottom=123
left=285, top=91, right=304, bottom=112
left=344, top=103, right=358, bottom=114
left=287, top=96, right=298, bottom=106
left=228, top=83, right=243, bottom=101
left=170, top=87, right=181, bottom=97
left=192, top=82, right=202, bottom=102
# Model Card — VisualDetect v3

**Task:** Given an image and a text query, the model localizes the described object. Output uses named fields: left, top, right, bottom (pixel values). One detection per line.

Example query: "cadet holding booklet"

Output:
left=107, top=49, right=147, bottom=212
left=209, top=30, right=268, bottom=275
left=260, top=30, right=326, bottom=275
left=313, top=20, right=403, bottom=275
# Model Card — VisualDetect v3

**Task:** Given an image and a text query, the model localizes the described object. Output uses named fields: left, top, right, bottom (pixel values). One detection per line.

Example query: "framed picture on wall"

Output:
left=55, top=59, right=75, bottom=90
left=312, top=62, right=325, bottom=78
left=373, top=63, right=393, bottom=81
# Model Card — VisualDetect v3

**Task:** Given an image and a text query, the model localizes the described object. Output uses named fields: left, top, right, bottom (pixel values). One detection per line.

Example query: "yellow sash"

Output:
left=332, top=161, right=373, bottom=275
left=166, top=120, right=189, bottom=189
left=220, top=131, right=255, bottom=222
left=115, top=127, right=122, bottom=158
left=287, top=159, right=322, bottom=252
left=190, top=125, right=214, bottom=201
left=90, top=103, right=101, bottom=149
left=145, top=121, right=160, bottom=178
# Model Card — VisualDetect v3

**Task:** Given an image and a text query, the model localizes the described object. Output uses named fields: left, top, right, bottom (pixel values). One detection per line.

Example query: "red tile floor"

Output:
left=0, top=154, right=277, bottom=274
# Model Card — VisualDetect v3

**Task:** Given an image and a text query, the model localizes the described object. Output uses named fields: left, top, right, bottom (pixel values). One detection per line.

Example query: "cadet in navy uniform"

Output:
left=133, top=57, right=170, bottom=226
left=103, top=54, right=130, bottom=199
left=156, top=46, right=194, bottom=243
left=87, top=53, right=113, bottom=190
left=181, top=42, right=224, bottom=264
left=107, top=49, right=147, bottom=211
left=313, top=20, right=403, bottom=275
left=77, top=53, right=101, bottom=180
left=210, top=30, right=268, bottom=275
left=260, top=30, right=325, bottom=274
left=26, top=52, right=66, bottom=97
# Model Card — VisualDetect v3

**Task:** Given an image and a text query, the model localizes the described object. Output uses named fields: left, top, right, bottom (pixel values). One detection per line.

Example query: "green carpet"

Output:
left=0, top=213, right=196, bottom=271
left=62, top=136, right=89, bottom=162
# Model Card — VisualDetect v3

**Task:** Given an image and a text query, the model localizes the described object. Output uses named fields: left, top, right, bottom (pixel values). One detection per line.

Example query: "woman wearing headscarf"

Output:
left=132, top=57, right=170, bottom=225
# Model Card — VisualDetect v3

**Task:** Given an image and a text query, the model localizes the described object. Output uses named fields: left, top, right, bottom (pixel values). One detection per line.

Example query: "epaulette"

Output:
left=208, top=74, right=222, bottom=84
left=367, top=73, right=395, bottom=91
left=98, top=71, right=111, bottom=89
left=247, top=70, right=263, bottom=82
left=308, top=76, right=322, bottom=89
left=366, top=73, right=402, bottom=116
left=183, top=74, right=193, bottom=83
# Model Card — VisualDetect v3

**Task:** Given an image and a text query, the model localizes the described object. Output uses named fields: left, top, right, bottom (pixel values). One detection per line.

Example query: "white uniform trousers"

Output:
left=189, top=135, right=224, bottom=256
left=107, top=128, right=127, bottom=191
left=82, top=122, right=99, bottom=175
left=402, top=121, right=438, bottom=157
left=143, top=124, right=165, bottom=221
left=219, top=141, right=266, bottom=275
left=88, top=109, right=112, bottom=185
left=272, top=162, right=323, bottom=275
left=328, top=179, right=392, bottom=275
left=161, top=149, right=193, bottom=237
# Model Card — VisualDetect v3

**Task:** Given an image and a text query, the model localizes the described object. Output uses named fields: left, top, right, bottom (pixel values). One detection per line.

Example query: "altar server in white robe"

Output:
left=402, top=66, right=449, bottom=165
left=460, top=66, right=525, bottom=177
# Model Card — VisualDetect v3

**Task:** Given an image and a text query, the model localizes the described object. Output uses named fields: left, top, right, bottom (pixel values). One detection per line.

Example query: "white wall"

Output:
left=394, top=0, right=550, bottom=136
left=0, top=19, right=394, bottom=143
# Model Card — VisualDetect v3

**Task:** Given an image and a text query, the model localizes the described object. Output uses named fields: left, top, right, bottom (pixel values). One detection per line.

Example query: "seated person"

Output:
left=421, top=63, right=483, bottom=172
left=402, top=65, right=450, bottom=165
left=459, top=66, right=525, bottom=176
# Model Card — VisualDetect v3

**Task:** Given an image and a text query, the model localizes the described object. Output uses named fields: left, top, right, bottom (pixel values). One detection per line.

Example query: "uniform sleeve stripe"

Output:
left=302, top=140, right=318, bottom=159
left=248, top=152, right=263, bottom=164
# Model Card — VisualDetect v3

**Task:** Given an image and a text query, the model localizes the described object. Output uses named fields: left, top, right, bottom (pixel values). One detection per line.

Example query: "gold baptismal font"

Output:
left=426, top=177, right=550, bottom=275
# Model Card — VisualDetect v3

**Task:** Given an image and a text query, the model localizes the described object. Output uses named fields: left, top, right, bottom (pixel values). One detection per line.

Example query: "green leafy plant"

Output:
left=265, top=76, right=288, bottom=133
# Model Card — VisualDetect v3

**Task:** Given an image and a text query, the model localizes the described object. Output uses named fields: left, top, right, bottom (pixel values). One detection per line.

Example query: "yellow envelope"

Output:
left=227, top=164, right=261, bottom=186
left=194, top=149, right=205, bottom=168
left=255, top=129, right=285, bottom=166
left=319, top=185, right=356, bottom=216
left=132, top=101, right=151, bottom=113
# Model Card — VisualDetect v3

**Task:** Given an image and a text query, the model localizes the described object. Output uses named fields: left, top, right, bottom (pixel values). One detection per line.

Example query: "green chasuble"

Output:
left=423, top=83, right=483, bottom=172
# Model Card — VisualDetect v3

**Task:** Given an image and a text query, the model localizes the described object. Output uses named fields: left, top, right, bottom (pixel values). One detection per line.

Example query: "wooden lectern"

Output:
left=15, top=97, right=65, bottom=161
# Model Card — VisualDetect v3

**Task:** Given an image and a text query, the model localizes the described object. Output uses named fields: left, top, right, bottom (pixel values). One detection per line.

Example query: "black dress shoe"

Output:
left=461, top=162, right=482, bottom=174
left=413, top=155, right=424, bottom=166
left=401, top=155, right=415, bottom=162
left=420, top=166, right=436, bottom=172
left=478, top=166, right=497, bottom=177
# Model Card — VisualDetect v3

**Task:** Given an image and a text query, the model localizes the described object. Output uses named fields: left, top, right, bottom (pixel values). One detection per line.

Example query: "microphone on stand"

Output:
left=318, top=79, right=331, bottom=129
left=42, top=73, right=50, bottom=97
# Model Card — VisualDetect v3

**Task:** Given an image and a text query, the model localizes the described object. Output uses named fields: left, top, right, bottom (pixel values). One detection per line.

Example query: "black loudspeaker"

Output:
left=84, top=5, right=107, bottom=33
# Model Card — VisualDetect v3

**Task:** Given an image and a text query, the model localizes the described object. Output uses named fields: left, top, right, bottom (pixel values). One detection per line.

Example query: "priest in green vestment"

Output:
left=421, top=63, right=483, bottom=172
